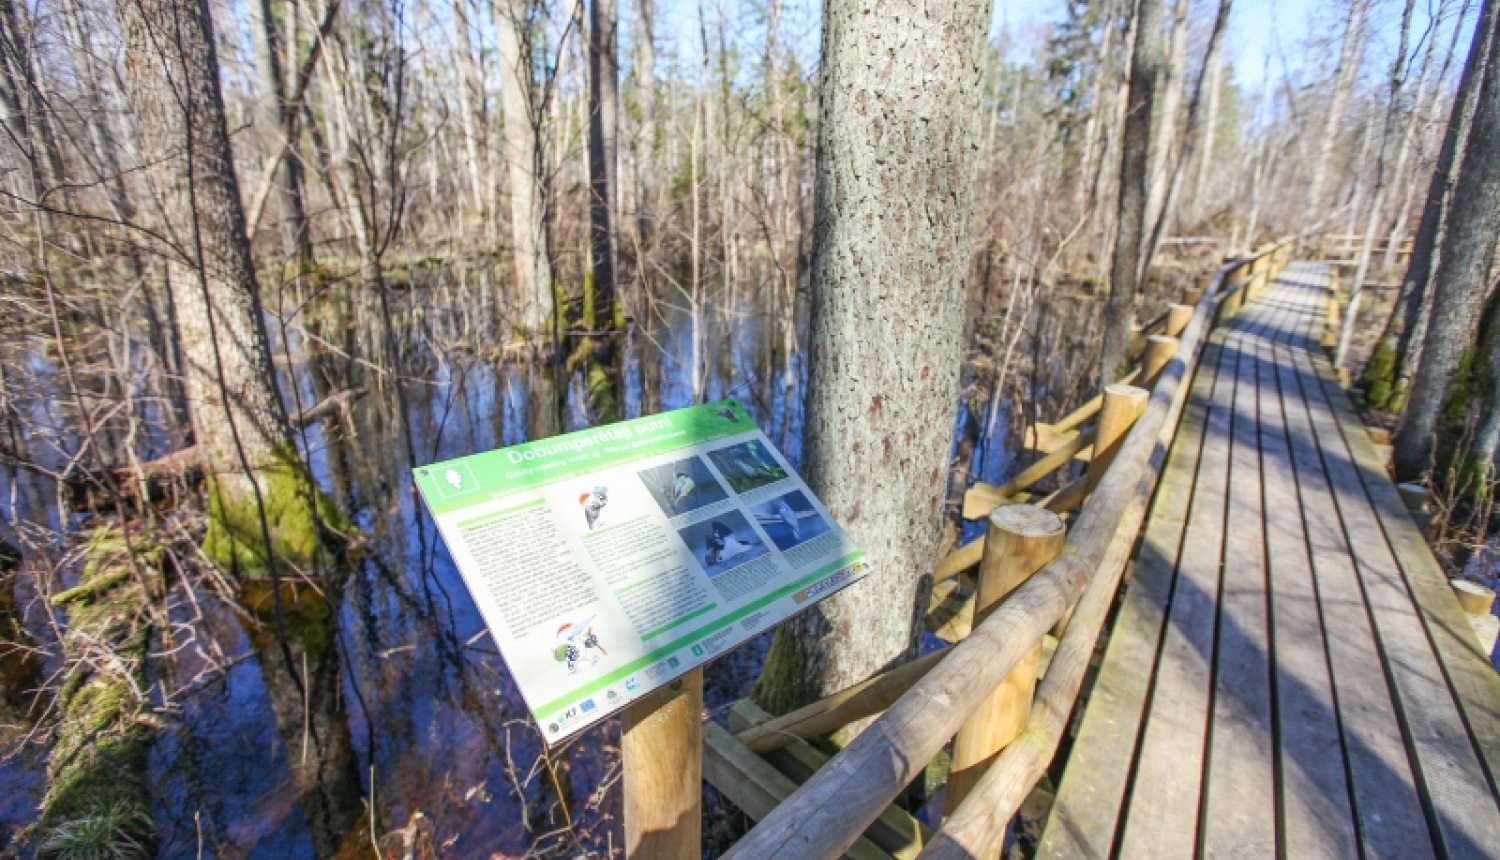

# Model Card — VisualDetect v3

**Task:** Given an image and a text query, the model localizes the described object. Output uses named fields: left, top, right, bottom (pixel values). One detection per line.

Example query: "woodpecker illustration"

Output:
left=580, top=485, right=608, bottom=530
left=553, top=616, right=607, bottom=674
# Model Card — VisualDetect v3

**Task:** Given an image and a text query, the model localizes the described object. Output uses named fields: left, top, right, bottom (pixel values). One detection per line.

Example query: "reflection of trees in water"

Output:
left=239, top=580, right=368, bottom=859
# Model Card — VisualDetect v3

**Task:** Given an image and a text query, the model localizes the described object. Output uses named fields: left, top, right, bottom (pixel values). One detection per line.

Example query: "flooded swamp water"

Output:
left=0, top=268, right=1133, bottom=859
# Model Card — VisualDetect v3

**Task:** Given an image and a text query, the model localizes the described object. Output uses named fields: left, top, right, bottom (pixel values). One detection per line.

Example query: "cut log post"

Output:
left=1141, top=336, right=1179, bottom=389
left=943, top=505, right=1066, bottom=819
left=1085, top=385, right=1151, bottom=496
left=624, top=668, right=703, bottom=859
left=1452, top=580, right=1497, bottom=615
left=1165, top=303, right=1194, bottom=337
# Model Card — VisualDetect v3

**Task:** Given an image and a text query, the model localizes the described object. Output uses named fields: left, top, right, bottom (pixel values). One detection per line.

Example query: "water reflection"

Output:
left=0, top=268, right=1053, bottom=858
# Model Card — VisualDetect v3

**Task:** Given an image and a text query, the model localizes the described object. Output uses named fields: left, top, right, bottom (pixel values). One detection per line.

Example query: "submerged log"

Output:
left=36, top=526, right=159, bottom=860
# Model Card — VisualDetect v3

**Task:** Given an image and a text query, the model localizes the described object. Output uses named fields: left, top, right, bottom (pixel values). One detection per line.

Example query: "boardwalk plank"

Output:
left=1036, top=337, right=1226, bottom=860
left=1310, top=345, right=1500, bottom=792
left=1257, top=315, right=1359, bottom=859
left=1115, top=320, right=1241, bottom=860
left=1201, top=301, right=1278, bottom=860
left=1297, top=349, right=1500, bottom=858
left=1278, top=332, right=1434, bottom=860
left=1041, top=263, right=1500, bottom=860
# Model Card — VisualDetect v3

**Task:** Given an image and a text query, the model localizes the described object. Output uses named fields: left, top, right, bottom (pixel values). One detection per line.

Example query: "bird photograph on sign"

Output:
left=637, top=455, right=730, bottom=518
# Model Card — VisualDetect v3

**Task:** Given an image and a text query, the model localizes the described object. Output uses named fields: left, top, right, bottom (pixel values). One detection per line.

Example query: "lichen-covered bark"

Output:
left=1393, top=0, right=1500, bottom=483
left=752, top=0, right=988, bottom=720
left=37, top=528, right=158, bottom=860
left=116, top=0, right=342, bottom=573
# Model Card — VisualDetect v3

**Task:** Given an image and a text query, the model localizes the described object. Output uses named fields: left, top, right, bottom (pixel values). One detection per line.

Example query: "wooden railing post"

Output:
left=1142, top=335, right=1179, bottom=388
left=624, top=668, right=703, bottom=859
left=943, top=504, right=1065, bottom=819
left=1086, top=385, right=1150, bottom=496
left=1165, top=303, right=1194, bottom=338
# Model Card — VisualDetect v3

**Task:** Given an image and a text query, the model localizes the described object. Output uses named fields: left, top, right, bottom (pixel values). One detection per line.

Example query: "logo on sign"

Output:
left=794, top=563, right=862, bottom=604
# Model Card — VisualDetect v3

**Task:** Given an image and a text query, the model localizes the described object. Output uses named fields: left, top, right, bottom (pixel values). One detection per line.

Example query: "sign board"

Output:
left=413, top=399, right=870, bottom=743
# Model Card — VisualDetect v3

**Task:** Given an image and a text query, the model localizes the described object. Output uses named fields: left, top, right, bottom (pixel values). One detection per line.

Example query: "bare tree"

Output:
left=117, top=0, right=342, bottom=569
left=1363, top=0, right=1495, bottom=409
left=1098, top=0, right=1167, bottom=381
left=498, top=0, right=557, bottom=336
left=1393, top=0, right=1500, bottom=483
left=1306, top=0, right=1369, bottom=218
left=752, top=0, right=990, bottom=721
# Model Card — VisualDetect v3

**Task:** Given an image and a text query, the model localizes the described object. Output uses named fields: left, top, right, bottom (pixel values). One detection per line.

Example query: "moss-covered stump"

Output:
left=1359, top=335, right=1399, bottom=410
left=36, top=527, right=159, bottom=860
left=203, top=446, right=350, bottom=576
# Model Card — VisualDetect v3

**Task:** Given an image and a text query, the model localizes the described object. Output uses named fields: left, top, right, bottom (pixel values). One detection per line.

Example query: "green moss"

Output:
left=750, top=626, right=818, bottom=719
left=36, top=527, right=156, bottom=860
left=1360, top=336, right=1398, bottom=410
left=203, top=445, right=349, bottom=576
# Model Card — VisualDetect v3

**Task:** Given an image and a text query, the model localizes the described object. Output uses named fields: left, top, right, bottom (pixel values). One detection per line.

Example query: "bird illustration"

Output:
left=580, top=485, right=608, bottom=530
left=717, top=407, right=740, bottom=423
left=670, top=470, right=696, bottom=514
left=443, top=468, right=464, bottom=491
left=705, top=521, right=760, bottom=567
left=554, top=616, right=606, bottom=673
left=777, top=499, right=801, bottom=540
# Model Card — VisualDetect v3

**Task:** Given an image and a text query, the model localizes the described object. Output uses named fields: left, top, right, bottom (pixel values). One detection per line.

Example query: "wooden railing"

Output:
left=620, top=241, right=1296, bottom=860
left=1316, top=233, right=1412, bottom=267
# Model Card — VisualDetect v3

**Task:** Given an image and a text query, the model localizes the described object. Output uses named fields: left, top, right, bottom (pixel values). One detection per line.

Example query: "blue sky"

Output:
left=650, top=0, right=1475, bottom=97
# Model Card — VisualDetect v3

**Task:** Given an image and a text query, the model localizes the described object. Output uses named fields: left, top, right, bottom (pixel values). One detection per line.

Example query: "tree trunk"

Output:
left=248, top=0, right=315, bottom=272
left=584, top=0, right=621, bottom=421
left=1146, top=0, right=1189, bottom=235
left=1190, top=19, right=1223, bottom=218
left=1334, top=0, right=1416, bottom=369
left=752, top=0, right=989, bottom=722
left=1098, top=0, right=1167, bottom=382
left=1365, top=0, right=1495, bottom=410
left=497, top=0, right=557, bottom=337
left=1145, top=0, right=1233, bottom=269
left=633, top=0, right=656, bottom=242
left=1306, top=0, right=1368, bottom=219
left=117, top=0, right=342, bottom=573
left=1392, top=0, right=1500, bottom=482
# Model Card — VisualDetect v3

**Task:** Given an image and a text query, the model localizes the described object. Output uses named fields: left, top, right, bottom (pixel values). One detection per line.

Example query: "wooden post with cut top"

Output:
left=943, top=505, right=1066, bottom=818
left=1142, top=335, right=1179, bottom=388
left=623, top=668, right=703, bottom=859
left=1086, top=385, right=1151, bottom=495
left=1165, top=303, right=1194, bottom=338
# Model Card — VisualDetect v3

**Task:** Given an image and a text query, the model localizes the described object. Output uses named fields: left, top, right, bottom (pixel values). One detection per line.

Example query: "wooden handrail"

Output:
left=714, top=240, right=1293, bottom=860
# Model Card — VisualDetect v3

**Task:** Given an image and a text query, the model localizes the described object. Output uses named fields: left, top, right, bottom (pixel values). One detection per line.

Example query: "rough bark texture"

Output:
left=1098, top=0, right=1166, bottom=382
left=498, top=0, right=557, bottom=335
left=1393, top=4, right=1500, bottom=482
left=1306, top=0, right=1368, bottom=217
left=1368, top=0, right=1498, bottom=408
left=118, top=0, right=339, bottom=572
left=752, top=0, right=988, bottom=720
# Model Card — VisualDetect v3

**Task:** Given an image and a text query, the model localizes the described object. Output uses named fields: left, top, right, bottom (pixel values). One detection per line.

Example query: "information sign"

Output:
left=413, top=399, right=870, bottom=742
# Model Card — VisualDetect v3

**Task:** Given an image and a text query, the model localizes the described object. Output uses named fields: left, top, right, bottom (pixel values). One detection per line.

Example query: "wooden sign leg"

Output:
left=623, top=668, right=703, bottom=859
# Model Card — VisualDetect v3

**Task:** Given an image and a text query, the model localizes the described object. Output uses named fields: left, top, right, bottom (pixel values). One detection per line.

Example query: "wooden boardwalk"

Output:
left=1039, top=262, right=1500, bottom=860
